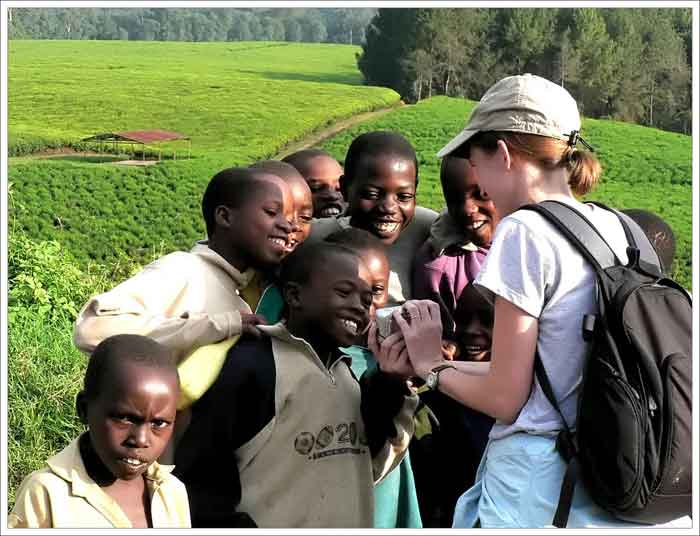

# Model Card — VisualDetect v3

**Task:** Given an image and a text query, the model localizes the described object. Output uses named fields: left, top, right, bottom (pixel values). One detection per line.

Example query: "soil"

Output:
left=273, top=102, right=404, bottom=159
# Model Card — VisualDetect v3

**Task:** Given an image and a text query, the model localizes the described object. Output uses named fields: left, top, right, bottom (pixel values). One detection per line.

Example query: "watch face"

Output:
left=426, top=372, right=438, bottom=390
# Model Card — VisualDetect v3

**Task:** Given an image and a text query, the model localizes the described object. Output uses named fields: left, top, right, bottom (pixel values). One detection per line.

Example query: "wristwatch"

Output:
left=425, top=363, right=456, bottom=390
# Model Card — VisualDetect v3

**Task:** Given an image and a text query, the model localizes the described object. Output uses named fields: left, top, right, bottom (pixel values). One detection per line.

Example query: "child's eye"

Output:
left=151, top=420, right=171, bottom=430
left=372, top=286, right=385, bottom=296
left=113, top=414, right=134, bottom=424
left=299, top=214, right=313, bottom=224
left=264, top=208, right=278, bottom=216
left=360, top=190, right=380, bottom=200
left=335, top=288, right=351, bottom=298
left=397, top=193, right=415, bottom=203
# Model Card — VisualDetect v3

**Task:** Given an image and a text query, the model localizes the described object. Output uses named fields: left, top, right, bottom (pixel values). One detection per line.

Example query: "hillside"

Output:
left=8, top=40, right=400, bottom=267
left=319, top=96, right=693, bottom=289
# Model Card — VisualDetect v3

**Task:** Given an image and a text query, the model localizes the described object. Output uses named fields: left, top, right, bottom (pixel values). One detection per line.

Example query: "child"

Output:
left=325, top=228, right=422, bottom=528
left=250, top=159, right=314, bottom=256
left=73, top=167, right=294, bottom=363
left=173, top=242, right=418, bottom=527
left=413, top=153, right=499, bottom=358
left=620, top=208, right=676, bottom=275
left=409, top=282, right=495, bottom=527
left=9, top=335, right=190, bottom=528
left=282, top=148, right=346, bottom=218
left=309, top=131, right=438, bottom=305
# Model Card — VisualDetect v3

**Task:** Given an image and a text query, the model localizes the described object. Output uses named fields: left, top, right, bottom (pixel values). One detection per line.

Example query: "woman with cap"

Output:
left=371, top=74, right=685, bottom=528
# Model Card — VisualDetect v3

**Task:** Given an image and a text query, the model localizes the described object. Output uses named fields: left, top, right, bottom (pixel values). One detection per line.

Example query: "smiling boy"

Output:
left=9, top=335, right=190, bottom=528
left=73, top=167, right=294, bottom=362
left=309, top=131, right=437, bottom=305
left=282, top=148, right=346, bottom=218
left=174, top=242, right=417, bottom=527
left=413, top=152, right=499, bottom=357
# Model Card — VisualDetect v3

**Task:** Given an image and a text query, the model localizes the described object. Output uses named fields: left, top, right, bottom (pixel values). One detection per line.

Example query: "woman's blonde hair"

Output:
left=460, top=131, right=602, bottom=196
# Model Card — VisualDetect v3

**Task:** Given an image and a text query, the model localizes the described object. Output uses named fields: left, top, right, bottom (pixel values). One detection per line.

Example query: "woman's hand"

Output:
left=393, top=300, right=445, bottom=379
left=367, top=322, right=415, bottom=379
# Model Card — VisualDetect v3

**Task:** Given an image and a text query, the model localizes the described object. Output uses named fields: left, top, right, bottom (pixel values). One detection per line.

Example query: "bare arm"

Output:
left=451, top=360, right=491, bottom=376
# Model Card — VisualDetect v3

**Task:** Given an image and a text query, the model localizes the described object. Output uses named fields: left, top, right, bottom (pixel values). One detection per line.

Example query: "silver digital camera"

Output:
left=375, top=305, right=411, bottom=340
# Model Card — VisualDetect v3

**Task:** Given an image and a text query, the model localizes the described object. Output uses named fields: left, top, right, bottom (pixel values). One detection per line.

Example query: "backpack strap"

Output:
left=520, top=200, right=619, bottom=274
left=534, top=354, right=579, bottom=527
left=587, top=201, right=663, bottom=276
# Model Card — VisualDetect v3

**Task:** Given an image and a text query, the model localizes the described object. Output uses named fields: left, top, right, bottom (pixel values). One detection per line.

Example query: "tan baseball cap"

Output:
left=437, top=74, right=582, bottom=158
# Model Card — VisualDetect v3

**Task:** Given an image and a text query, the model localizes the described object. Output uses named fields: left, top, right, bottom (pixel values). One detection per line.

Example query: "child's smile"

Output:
left=345, top=155, right=417, bottom=245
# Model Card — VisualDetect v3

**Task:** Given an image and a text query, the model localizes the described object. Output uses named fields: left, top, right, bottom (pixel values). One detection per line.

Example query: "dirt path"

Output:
left=273, top=102, right=403, bottom=159
left=10, top=103, right=404, bottom=166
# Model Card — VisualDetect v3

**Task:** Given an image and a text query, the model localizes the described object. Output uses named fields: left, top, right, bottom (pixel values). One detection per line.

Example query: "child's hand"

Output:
left=367, top=322, right=416, bottom=379
left=241, top=313, right=268, bottom=338
left=393, top=300, right=444, bottom=379
left=441, top=340, right=459, bottom=361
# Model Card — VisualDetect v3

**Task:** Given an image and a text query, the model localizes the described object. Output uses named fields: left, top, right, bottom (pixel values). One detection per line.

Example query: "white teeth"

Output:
left=269, top=238, right=286, bottom=247
left=342, top=319, right=358, bottom=334
left=471, top=221, right=485, bottom=230
left=321, top=207, right=340, bottom=217
left=374, top=222, right=399, bottom=233
left=123, top=458, right=144, bottom=466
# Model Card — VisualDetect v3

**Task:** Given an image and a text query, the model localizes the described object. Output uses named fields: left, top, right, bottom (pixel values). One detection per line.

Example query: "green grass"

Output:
left=9, top=40, right=399, bottom=159
left=7, top=313, right=88, bottom=508
left=319, top=96, right=693, bottom=289
left=8, top=40, right=400, bottom=267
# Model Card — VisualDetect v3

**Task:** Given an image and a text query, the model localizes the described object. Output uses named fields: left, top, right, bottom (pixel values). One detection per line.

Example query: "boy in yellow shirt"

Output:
left=10, top=334, right=190, bottom=528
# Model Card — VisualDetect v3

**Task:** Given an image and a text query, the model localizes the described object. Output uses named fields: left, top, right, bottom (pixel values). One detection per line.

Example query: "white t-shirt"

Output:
left=475, top=197, right=630, bottom=440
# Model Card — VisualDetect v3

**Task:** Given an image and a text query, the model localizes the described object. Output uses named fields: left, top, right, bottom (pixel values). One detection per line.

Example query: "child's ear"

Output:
left=76, top=391, right=89, bottom=425
left=283, top=281, right=302, bottom=310
left=214, top=205, right=235, bottom=230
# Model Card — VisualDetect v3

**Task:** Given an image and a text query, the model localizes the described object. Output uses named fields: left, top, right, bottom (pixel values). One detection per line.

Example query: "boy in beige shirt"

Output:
left=73, top=166, right=295, bottom=362
left=10, top=335, right=190, bottom=528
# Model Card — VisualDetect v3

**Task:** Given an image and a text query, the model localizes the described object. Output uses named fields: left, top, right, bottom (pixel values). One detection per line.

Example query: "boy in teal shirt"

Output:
left=327, top=228, right=422, bottom=528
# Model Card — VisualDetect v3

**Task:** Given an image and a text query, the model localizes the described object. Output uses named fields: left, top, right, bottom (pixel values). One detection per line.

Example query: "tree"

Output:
left=500, top=9, right=557, bottom=74
left=284, top=18, right=303, bottom=42
left=357, top=9, right=420, bottom=96
left=568, top=8, right=618, bottom=117
left=304, top=17, right=327, bottom=43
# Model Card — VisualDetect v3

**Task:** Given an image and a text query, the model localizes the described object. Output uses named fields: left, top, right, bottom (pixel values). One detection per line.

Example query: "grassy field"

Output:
left=319, top=96, right=693, bottom=289
left=8, top=40, right=400, bottom=268
left=9, top=40, right=399, bottom=159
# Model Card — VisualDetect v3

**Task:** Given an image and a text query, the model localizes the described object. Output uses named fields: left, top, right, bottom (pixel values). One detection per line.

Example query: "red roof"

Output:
left=82, top=130, right=189, bottom=144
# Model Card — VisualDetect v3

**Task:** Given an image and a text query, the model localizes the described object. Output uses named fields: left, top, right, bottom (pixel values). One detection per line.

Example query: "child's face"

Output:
left=344, top=154, right=417, bottom=245
left=80, top=362, right=179, bottom=481
left=306, top=156, right=346, bottom=218
left=454, top=286, right=493, bottom=362
left=294, top=253, right=373, bottom=349
left=284, top=178, right=314, bottom=257
left=359, top=249, right=390, bottom=318
left=441, top=156, right=498, bottom=247
left=230, top=178, right=295, bottom=268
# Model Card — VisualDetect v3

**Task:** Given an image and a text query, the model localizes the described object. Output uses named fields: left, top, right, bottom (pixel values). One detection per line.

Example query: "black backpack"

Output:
left=521, top=200, right=692, bottom=527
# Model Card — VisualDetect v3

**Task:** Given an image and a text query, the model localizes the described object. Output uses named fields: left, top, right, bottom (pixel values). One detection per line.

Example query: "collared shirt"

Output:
left=9, top=436, right=191, bottom=528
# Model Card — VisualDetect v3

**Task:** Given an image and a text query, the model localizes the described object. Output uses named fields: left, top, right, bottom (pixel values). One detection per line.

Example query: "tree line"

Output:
left=359, top=8, right=692, bottom=134
left=7, top=7, right=376, bottom=46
